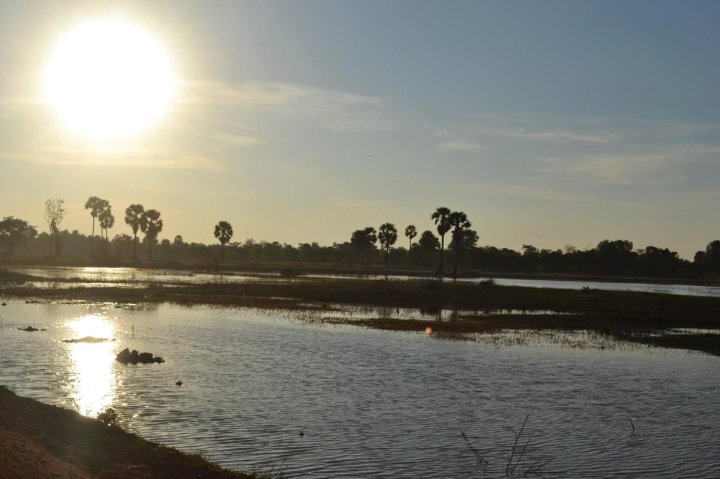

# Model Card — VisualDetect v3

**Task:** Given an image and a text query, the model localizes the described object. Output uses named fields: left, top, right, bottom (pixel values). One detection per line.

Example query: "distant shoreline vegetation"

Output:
left=2, top=200, right=720, bottom=280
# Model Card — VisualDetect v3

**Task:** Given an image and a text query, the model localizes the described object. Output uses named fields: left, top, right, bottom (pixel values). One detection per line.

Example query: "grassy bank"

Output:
left=3, top=275, right=720, bottom=355
left=0, top=386, right=263, bottom=479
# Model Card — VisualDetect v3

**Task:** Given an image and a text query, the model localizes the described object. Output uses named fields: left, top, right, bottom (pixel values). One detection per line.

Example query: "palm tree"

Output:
left=99, top=208, right=115, bottom=256
left=378, top=223, right=398, bottom=268
left=85, top=196, right=108, bottom=258
left=140, top=209, right=163, bottom=262
left=214, top=221, right=234, bottom=261
left=124, top=204, right=145, bottom=260
left=404, top=225, right=417, bottom=250
left=448, top=211, right=471, bottom=278
left=431, top=207, right=451, bottom=275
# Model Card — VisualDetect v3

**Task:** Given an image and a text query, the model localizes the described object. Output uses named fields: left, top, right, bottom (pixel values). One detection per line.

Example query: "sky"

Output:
left=1, top=0, right=720, bottom=259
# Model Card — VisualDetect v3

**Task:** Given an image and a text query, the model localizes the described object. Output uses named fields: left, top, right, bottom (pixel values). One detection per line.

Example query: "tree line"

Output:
left=2, top=199, right=720, bottom=279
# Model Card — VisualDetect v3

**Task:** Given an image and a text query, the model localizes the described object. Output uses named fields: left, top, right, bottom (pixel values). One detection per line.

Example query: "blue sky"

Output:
left=1, top=0, right=719, bottom=258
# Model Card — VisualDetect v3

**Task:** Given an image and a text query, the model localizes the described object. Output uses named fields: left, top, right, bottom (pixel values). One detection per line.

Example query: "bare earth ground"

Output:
left=0, top=386, right=257, bottom=479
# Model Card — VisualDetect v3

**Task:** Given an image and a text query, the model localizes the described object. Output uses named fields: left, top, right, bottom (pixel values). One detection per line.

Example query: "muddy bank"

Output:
left=0, top=386, right=261, bottom=479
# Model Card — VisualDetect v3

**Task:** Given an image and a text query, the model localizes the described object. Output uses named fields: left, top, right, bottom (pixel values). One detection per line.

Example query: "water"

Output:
left=8, top=266, right=720, bottom=297
left=0, top=300, right=718, bottom=477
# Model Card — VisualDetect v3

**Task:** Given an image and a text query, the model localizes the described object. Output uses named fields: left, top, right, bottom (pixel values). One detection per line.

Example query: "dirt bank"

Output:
left=0, top=386, right=258, bottom=479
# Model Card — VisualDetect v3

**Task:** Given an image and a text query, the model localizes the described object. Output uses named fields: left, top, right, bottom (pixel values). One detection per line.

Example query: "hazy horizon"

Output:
left=2, top=0, right=720, bottom=260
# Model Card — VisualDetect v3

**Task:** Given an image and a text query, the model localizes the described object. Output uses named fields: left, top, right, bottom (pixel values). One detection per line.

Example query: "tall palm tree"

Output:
left=378, top=223, right=398, bottom=268
left=140, top=209, right=163, bottom=262
left=404, top=225, right=417, bottom=250
left=99, top=208, right=115, bottom=257
left=124, top=204, right=145, bottom=260
left=431, top=207, right=451, bottom=275
left=214, top=221, right=234, bottom=262
left=85, top=196, right=108, bottom=258
left=448, top=211, right=471, bottom=278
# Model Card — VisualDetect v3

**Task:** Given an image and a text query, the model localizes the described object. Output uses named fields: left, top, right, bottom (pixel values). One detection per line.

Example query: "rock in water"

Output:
left=116, top=348, right=165, bottom=365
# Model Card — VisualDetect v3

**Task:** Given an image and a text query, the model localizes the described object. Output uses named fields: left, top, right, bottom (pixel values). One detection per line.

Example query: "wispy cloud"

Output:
left=185, top=80, right=391, bottom=132
left=215, top=133, right=263, bottom=147
left=1, top=148, right=226, bottom=171
left=437, top=140, right=488, bottom=153
left=505, top=185, right=593, bottom=202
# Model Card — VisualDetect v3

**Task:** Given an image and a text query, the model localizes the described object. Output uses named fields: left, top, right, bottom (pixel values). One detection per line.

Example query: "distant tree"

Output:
left=431, top=207, right=452, bottom=275
left=702, top=240, right=720, bottom=276
left=43, top=199, right=66, bottom=257
left=639, top=245, right=681, bottom=277
left=404, top=225, right=417, bottom=250
left=214, top=221, right=234, bottom=261
left=173, top=235, right=184, bottom=246
left=124, top=204, right=145, bottom=260
left=418, top=230, right=441, bottom=251
left=0, top=217, right=38, bottom=256
left=378, top=223, right=398, bottom=268
left=451, top=229, right=478, bottom=251
left=448, top=211, right=472, bottom=277
left=85, top=196, right=109, bottom=258
left=140, top=209, right=163, bottom=262
left=350, top=227, right=377, bottom=266
left=596, top=239, right=637, bottom=274
left=99, top=208, right=115, bottom=256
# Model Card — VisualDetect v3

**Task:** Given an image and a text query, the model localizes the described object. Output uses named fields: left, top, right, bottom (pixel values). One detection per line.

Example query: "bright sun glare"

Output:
left=44, top=18, right=176, bottom=140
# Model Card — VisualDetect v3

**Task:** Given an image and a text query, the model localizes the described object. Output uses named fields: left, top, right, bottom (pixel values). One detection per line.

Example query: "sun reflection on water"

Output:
left=66, top=315, right=116, bottom=417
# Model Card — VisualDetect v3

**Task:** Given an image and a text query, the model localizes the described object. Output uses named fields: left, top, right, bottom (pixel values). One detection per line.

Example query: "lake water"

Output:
left=7, top=266, right=720, bottom=297
left=1, top=300, right=719, bottom=478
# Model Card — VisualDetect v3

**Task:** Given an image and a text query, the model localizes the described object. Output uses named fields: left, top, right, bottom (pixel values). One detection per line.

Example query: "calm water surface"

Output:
left=0, top=300, right=719, bottom=478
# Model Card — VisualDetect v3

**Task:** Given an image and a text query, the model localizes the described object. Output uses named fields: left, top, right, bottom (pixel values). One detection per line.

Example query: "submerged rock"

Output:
left=116, top=347, right=164, bottom=365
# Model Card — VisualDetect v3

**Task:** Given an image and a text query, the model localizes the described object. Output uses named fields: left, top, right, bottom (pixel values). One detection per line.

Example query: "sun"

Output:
left=43, top=18, right=176, bottom=141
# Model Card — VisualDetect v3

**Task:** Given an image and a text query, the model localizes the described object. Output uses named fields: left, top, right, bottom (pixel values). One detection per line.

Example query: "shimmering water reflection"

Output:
left=66, top=315, right=116, bottom=416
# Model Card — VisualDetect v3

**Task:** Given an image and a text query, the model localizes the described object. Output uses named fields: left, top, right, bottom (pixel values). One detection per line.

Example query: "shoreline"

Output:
left=0, top=386, right=261, bottom=479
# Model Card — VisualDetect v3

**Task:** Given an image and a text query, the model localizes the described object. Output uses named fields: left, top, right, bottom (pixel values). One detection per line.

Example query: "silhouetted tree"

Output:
left=124, top=204, right=145, bottom=260
left=0, top=217, right=38, bottom=256
left=173, top=235, right=184, bottom=246
left=350, top=227, right=377, bottom=266
left=140, top=209, right=163, bottom=262
left=448, top=211, right=471, bottom=277
left=701, top=240, right=720, bottom=276
left=214, top=221, right=233, bottom=261
left=404, top=225, right=417, bottom=250
left=431, top=207, right=451, bottom=275
left=418, top=230, right=440, bottom=251
left=378, top=223, right=398, bottom=268
left=85, top=196, right=109, bottom=258
left=43, top=199, right=66, bottom=257
left=638, top=246, right=680, bottom=276
left=596, top=239, right=637, bottom=274
left=99, top=208, right=115, bottom=256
